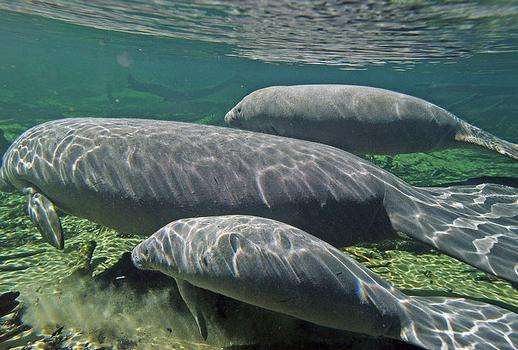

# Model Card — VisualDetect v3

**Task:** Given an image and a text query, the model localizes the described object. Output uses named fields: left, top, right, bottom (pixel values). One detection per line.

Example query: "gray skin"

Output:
left=132, top=215, right=518, bottom=350
left=225, top=85, right=517, bottom=160
left=0, top=118, right=516, bottom=282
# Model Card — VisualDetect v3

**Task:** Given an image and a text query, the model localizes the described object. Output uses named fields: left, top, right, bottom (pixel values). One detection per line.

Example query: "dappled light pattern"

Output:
left=133, top=215, right=518, bottom=350
left=401, top=297, right=518, bottom=350
left=384, top=181, right=518, bottom=283
left=0, top=190, right=516, bottom=348
left=0, top=118, right=516, bottom=283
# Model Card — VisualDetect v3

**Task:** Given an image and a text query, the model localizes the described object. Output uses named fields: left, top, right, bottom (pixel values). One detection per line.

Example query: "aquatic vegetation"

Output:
left=195, top=114, right=224, bottom=126
left=343, top=244, right=518, bottom=311
left=365, top=149, right=517, bottom=186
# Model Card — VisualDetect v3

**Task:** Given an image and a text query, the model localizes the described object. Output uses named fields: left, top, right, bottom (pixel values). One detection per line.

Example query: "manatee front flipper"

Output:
left=175, top=279, right=208, bottom=341
left=25, top=189, right=64, bottom=250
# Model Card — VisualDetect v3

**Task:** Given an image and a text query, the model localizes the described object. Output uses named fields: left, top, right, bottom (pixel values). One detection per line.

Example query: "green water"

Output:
left=0, top=3, right=517, bottom=349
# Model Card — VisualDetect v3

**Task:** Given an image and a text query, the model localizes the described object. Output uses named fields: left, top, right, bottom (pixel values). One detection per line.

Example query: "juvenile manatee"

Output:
left=225, top=85, right=517, bottom=160
left=132, top=215, right=518, bottom=350
left=0, top=118, right=516, bottom=283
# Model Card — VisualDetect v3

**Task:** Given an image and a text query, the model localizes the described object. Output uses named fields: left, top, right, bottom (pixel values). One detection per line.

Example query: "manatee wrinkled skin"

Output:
left=225, top=85, right=517, bottom=159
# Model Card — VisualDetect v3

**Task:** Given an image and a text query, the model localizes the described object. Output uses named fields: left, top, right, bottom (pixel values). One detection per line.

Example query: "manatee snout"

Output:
left=132, top=236, right=166, bottom=271
left=224, top=108, right=240, bottom=126
left=132, top=229, right=182, bottom=277
left=131, top=240, right=151, bottom=270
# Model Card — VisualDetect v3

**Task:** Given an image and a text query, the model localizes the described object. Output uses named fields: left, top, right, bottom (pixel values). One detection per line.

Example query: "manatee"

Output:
left=224, top=85, right=517, bottom=160
left=128, top=74, right=239, bottom=102
left=0, top=118, right=516, bottom=283
left=132, top=215, right=518, bottom=350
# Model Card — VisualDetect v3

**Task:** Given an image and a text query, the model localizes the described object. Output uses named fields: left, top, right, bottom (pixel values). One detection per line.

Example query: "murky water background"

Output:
left=0, top=1, right=517, bottom=349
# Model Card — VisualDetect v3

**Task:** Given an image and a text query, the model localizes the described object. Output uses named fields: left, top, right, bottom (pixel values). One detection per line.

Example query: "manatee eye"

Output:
left=237, top=107, right=241, bottom=113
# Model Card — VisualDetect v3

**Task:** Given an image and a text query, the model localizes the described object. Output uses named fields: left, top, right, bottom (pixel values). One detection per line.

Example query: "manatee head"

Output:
left=131, top=217, right=261, bottom=290
left=224, top=93, right=253, bottom=128
left=131, top=225, right=185, bottom=277
left=131, top=219, right=227, bottom=281
left=225, top=87, right=292, bottom=135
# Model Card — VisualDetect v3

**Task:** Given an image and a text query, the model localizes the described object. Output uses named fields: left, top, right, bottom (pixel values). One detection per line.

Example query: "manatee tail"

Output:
left=383, top=182, right=518, bottom=283
left=399, top=296, right=517, bottom=349
left=456, top=122, right=518, bottom=161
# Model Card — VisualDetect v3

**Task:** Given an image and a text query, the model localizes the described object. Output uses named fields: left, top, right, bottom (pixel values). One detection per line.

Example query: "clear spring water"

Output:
left=0, top=1, right=517, bottom=349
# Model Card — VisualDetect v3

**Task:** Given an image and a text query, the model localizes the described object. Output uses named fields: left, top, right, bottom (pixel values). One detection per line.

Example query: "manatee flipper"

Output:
left=175, top=279, right=208, bottom=341
left=401, top=296, right=517, bottom=349
left=456, top=122, right=518, bottom=160
left=26, top=189, right=64, bottom=250
left=385, top=183, right=518, bottom=283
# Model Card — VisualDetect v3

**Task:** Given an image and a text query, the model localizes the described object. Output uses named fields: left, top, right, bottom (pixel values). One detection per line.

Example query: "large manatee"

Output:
left=0, top=118, right=516, bottom=283
left=225, top=85, right=517, bottom=160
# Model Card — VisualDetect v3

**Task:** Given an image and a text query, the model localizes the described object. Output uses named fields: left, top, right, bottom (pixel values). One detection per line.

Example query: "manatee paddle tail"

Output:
left=383, top=182, right=518, bottom=283
left=456, top=121, right=518, bottom=160
left=400, top=296, right=517, bottom=349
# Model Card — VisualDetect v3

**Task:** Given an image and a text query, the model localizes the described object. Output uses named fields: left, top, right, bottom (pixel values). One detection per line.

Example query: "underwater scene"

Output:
left=0, top=1, right=517, bottom=349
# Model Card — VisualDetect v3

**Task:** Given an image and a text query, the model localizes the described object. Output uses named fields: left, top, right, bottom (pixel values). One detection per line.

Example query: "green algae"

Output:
left=343, top=243, right=518, bottom=311
left=0, top=192, right=142, bottom=294
left=195, top=114, right=224, bottom=126
left=365, top=148, right=517, bottom=186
